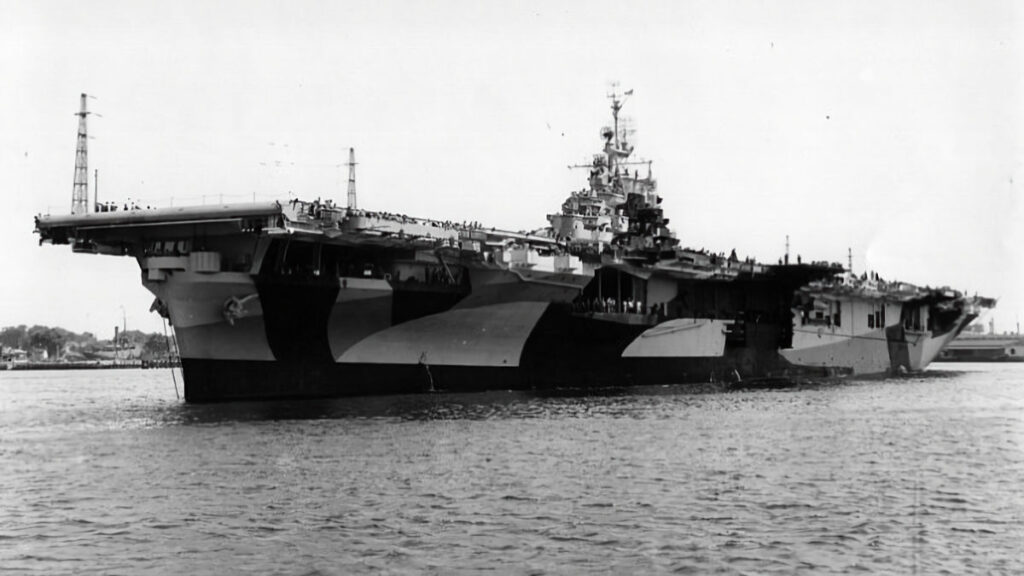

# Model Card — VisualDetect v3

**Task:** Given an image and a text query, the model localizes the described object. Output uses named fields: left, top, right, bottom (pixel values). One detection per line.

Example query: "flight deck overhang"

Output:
left=35, top=202, right=284, bottom=247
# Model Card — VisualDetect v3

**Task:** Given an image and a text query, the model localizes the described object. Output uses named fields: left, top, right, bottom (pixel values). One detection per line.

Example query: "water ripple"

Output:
left=1, top=364, right=1023, bottom=574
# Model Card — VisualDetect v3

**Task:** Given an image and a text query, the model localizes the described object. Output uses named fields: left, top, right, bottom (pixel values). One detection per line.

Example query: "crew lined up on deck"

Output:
left=94, top=199, right=152, bottom=212
left=288, top=199, right=492, bottom=234
left=573, top=298, right=668, bottom=319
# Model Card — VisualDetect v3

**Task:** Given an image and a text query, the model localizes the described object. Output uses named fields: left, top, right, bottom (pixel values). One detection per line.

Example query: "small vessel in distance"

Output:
left=34, top=90, right=992, bottom=401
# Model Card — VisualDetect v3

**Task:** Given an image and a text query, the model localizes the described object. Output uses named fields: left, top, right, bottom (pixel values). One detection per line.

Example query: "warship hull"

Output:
left=155, top=269, right=795, bottom=402
left=180, top=355, right=761, bottom=402
left=174, top=314, right=978, bottom=402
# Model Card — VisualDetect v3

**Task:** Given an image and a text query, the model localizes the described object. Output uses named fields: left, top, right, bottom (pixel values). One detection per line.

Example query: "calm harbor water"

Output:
left=1, top=365, right=1022, bottom=574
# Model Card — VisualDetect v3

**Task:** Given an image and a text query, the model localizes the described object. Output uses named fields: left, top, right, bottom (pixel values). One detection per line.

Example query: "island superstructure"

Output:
left=35, top=91, right=989, bottom=401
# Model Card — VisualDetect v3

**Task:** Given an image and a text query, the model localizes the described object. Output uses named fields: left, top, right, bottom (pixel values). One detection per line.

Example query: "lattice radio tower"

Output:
left=71, top=93, right=91, bottom=215
left=346, top=147, right=357, bottom=209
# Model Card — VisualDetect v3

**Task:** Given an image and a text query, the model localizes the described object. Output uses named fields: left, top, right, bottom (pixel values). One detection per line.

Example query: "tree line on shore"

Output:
left=0, top=324, right=173, bottom=362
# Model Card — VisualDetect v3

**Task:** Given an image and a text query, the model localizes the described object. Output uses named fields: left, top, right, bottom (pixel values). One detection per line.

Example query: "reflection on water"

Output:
left=1, top=365, right=1022, bottom=575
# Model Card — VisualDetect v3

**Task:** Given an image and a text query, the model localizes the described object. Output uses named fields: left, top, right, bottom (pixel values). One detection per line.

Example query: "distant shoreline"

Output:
left=4, top=359, right=179, bottom=371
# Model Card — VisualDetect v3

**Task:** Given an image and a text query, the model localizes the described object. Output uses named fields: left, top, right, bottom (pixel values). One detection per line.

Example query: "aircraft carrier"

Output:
left=35, top=91, right=990, bottom=401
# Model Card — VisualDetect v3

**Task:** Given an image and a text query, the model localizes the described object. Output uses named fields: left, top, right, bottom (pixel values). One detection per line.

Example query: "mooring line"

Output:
left=162, top=317, right=180, bottom=400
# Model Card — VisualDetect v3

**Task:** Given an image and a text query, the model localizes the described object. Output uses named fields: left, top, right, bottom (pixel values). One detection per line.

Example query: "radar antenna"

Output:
left=606, top=82, right=634, bottom=150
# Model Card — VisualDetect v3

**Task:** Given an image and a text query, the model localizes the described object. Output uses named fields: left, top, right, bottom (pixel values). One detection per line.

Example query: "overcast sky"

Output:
left=2, top=0, right=1021, bottom=338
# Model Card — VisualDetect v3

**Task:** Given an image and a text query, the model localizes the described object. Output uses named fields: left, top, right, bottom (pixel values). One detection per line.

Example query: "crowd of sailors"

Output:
left=288, top=199, right=493, bottom=235
left=94, top=200, right=153, bottom=212
left=289, top=197, right=339, bottom=220
left=810, top=270, right=903, bottom=294
left=409, top=266, right=464, bottom=287
left=344, top=207, right=488, bottom=233
left=573, top=297, right=668, bottom=319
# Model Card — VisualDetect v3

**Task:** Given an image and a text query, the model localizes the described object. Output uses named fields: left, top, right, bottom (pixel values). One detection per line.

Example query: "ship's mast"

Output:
left=606, top=84, right=633, bottom=173
left=346, top=147, right=357, bottom=209
left=611, top=92, right=622, bottom=152
left=71, top=93, right=91, bottom=215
